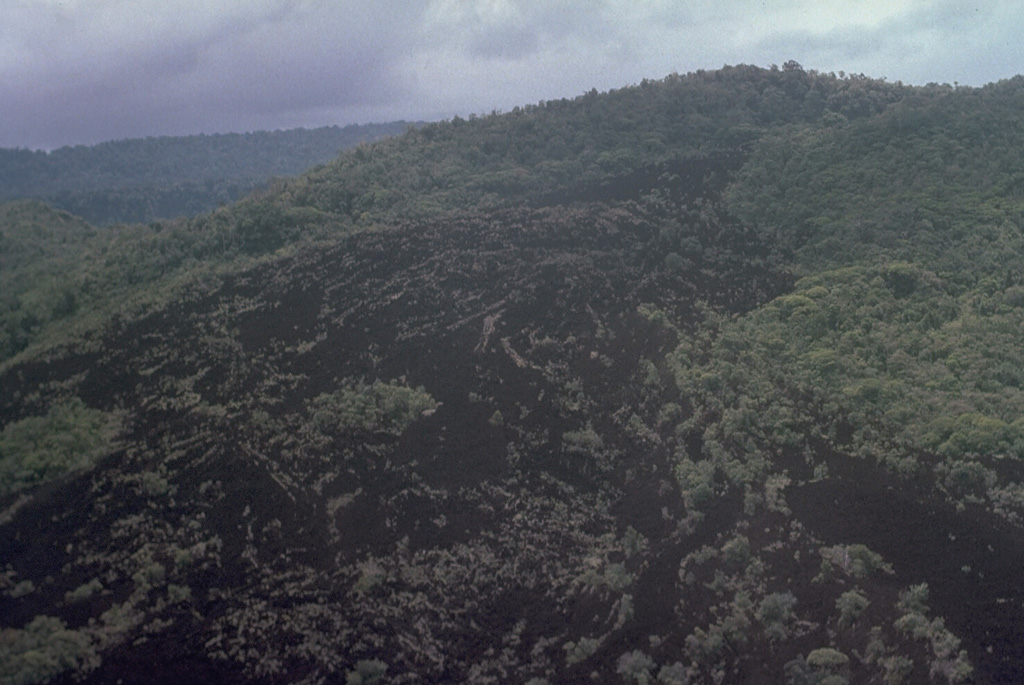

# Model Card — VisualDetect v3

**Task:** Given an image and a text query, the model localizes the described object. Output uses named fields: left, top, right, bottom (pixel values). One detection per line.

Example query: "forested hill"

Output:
left=4, top=63, right=1024, bottom=684
left=0, top=122, right=414, bottom=225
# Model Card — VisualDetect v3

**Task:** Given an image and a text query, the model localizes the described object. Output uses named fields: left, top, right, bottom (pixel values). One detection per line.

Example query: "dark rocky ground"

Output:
left=2, top=156, right=1022, bottom=683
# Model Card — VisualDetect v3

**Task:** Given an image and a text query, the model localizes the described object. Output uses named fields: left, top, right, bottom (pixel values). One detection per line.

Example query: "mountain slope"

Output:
left=3, top=65, right=1024, bottom=684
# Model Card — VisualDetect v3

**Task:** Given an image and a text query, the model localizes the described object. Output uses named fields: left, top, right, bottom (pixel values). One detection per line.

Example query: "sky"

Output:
left=2, top=0, right=1022, bottom=150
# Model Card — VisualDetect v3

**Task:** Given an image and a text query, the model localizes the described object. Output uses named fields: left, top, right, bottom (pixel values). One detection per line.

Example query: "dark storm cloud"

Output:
left=1, top=1, right=430, bottom=149
left=2, top=1, right=1022, bottom=150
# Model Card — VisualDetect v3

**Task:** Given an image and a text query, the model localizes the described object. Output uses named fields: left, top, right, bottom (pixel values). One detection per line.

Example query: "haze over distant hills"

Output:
left=0, top=122, right=415, bottom=225
left=3, top=64, right=1024, bottom=684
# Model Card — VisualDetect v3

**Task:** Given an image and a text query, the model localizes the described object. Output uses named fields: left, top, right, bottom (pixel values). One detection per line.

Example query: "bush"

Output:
left=897, top=583, right=929, bottom=614
left=64, top=578, right=102, bottom=603
left=345, top=659, right=387, bottom=685
left=720, top=535, right=751, bottom=567
left=785, top=648, right=850, bottom=685
left=656, top=662, right=689, bottom=685
left=564, top=636, right=601, bottom=665
left=0, top=398, right=121, bottom=496
left=306, top=379, right=437, bottom=436
left=819, top=544, right=892, bottom=579
left=0, top=615, right=98, bottom=685
left=617, top=650, right=656, bottom=684
left=563, top=423, right=604, bottom=454
left=757, top=591, right=798, bottom=641
left=835, top=590, right=869, bottom=628
left=806, top=648, right=849, bottom=670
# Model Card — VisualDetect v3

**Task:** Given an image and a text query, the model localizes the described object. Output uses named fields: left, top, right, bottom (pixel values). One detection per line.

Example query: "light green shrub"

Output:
left=0, top=398, right=121, bottom=496
left=307, top=379, right=437, bottom=436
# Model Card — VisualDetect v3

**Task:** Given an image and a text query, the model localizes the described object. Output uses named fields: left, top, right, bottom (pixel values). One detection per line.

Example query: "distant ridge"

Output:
left=0, top=122, right=417, bottom=224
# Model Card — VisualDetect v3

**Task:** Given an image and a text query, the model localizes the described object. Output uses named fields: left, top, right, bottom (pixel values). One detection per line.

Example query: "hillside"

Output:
left=0, top=123, right=414, bottom=225
left=3, top=64, right=1024, bottom=684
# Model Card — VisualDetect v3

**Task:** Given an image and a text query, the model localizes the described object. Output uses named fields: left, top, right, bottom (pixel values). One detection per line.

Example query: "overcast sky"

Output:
left=2, top=0, right=1021, bottom=150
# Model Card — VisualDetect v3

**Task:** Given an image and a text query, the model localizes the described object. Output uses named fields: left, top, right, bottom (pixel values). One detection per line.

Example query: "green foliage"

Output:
left=835, top=590, right=869, bottom=628
left=720, top=534, right=751, bottom=568
left=616, top=650, right=656, bottom=684
left=562, top=423, right=605, bottom=454
left=926, top=413, right=1024, bottom=459
left=306, top=379, right=437, bottom=436
left=786, top=648, right=851, bottom=685
left=937, top=457, right=998, bottom=497
left=131, top=562, right=167, bottom=590
left=0, top=202, right=100, bottom=359
left=0, top=616, right=98, bottom=685
left=0, top=398, right=121, bottom=496
left=896, top=583, right=930, bottom=615
left=579, top=562, right=633, bottom=593
left=673, top=456, right=717, bottom=509
left=64, top=579, right=103, bottom=603
left=894, top=583, right=973, bottom=683
left=655, top=662, right=689, bottom=685
left=563, top=636, right=601, bottom=666
left=806, top=648, right=849, bottom=670
left=166, top=584, right=191, bottom=604
left=345, top=659, right=388, bottom=685
left=757, top=591, right=798, bottom=641
left=818, top=544, right=893, bottom=580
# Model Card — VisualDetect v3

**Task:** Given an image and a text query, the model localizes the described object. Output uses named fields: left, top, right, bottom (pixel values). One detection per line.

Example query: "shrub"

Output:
left=64, top=578, right=103, bottom=603
left=897, top=583, right=929, bottom=614
left=0, top=398, right=121, bottom=496
left=835, top=590, right=869, bottom=628
left=617, top=650, right=656, bottom=684
left=345, top=659, right=387, bottom=685
left=720, top=535, right=750, bottom=567
left=674, top=456, right=717, bottom=508
left=785, top=648, right=850, bottom=685
left=757, top=591, right=798, bottom=641
left=806, top=648, right=849, bottom=670
left=564, top=636, right=601, bottom=665
left=307, top=379, right=437, bottom=436
left=818, top=544, right=892, bottom=579
left=563, top=423, right=604, bottom=453
left=0, top=615, right=98, bottom=685
left=579, top=562, right=633, bottom=592
left=166, top=584, right=191, bottom=603
left=656, top=662, right=689, bottom=685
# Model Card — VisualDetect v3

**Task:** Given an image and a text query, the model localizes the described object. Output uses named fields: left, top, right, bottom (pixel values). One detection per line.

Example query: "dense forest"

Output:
left=3, top=62, right=1024, bottom=684
left=0, top=123, right=414, bottom=225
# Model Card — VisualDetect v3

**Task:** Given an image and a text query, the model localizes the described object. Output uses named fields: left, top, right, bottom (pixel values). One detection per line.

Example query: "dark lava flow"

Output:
left=789, top=454, right=1024, bottom=684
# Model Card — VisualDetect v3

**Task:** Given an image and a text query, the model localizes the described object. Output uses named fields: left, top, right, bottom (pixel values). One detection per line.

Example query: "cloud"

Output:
left=748, top=1, right=1024, bottom=85
left=1, top=0, right=430, bottom=148
left=1, top=0, right=1022, bottom=149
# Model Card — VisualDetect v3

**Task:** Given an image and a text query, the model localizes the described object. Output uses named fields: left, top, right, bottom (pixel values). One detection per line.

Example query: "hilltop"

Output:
left=3, top=64, right=1024, bottom=684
